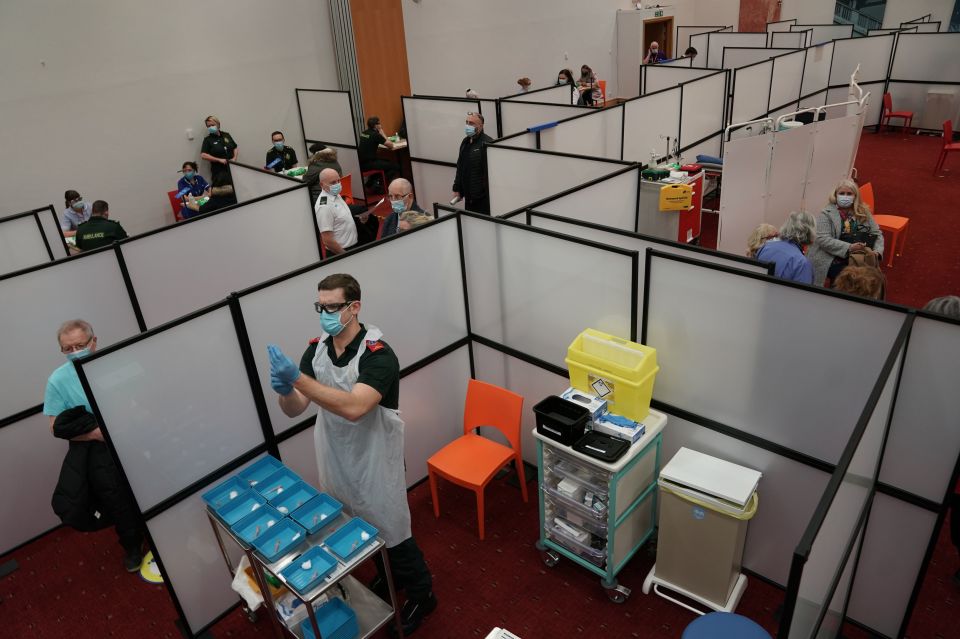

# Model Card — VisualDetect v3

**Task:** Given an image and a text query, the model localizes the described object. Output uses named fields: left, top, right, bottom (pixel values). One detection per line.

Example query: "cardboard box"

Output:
left=560, top=387, right=608, bottom=421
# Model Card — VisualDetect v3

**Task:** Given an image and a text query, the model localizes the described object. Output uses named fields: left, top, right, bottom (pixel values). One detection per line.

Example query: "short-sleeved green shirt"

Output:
left=299, top=325, right=399, bottom=409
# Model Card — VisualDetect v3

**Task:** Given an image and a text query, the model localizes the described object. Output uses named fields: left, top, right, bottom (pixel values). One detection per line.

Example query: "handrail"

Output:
left=724, top=117, right=773, bottom=140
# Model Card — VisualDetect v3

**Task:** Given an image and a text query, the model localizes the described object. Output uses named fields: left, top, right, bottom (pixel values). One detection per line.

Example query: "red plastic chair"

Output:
left=361, top=169, right=386, bottom=200
left=933, top=119, right=960, bottom=175
left=427, top=379, right=527, bottom=540
left=167, top=190, right=184, bottom=222
left=880, top=93, right=913, bottom=133
left=598, top=79, right=607, bottom=107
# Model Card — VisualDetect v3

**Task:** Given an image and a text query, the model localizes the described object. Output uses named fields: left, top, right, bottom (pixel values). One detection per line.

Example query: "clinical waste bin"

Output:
left=648, top=448, right=761, bottom=610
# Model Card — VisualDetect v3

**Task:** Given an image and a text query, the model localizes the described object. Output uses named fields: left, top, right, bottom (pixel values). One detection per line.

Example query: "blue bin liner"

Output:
left=252, top=518, right=306, bottom=563
left=255, top=467, right=301, bottom=502
left=272, top=481, right=319, bottom=516
left=218, top=489, right=267, bottom=526
left=280, top=546, right=338, bottom=595
left=300, top=597, right=359, bottom=639
left=238, top=456, right=284, bottom=489
left=325, top=518, right=379, bottom=563
left=202, top=476, right=250, bottom=513
left=292, top=494, right=344, bottom=535
left=232, top=504, right=284, bottom=545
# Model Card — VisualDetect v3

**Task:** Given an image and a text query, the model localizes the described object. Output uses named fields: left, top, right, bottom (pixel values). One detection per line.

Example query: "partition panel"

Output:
left=829, top=34, right=895, bottom=85
left=905, top=21, right=941, bottom=33
left=120, top=187, right=319, bottom=328
left=326, top=145, right=364, bottom=200
left=678, top=26, right=726, bottom=51
left=622, top=88, right=681, bottom=164
left=503, top=84, right=573, bottom=104
left=296, top=89, right=357, bottom=146
left=461, top=215, right=635, bottom=369
left=717, top=132, right=772, bottom=254
left=681, top=133, right=722, bottom=161
left=723, top=48, right=796, bottom=69
left=278, top=427, right=321, bottom=490
left=230, top=162, right=299, bottom=202
left=680, top=72, right=727, bottom=145
left=793, top=24, right=853, bottom=44
left=0, top=250, right=140, bottom=421
left=765, top=125, right=816, bottom=225
left=800, top=42, right=835, bottom=97
left=643, top=67, right=716, bottom=94
left=486, top=146, right=630, bottom=215
left=767, top=18, right=797, bottom=33
left=731, top=62, right=773, bottom=123
left=532, top=169, right=640, bottom=232
left=890, top=33, right=960, bottom=83
left=770, top=31, right=805, bottom=48
left=411, top=161, right=458, bottom=213
left=658, top=57, right=692, bottom=68
left=499, top=102, right=592, bottom=138
left=403, top=97, right=479, bottom=164
left=770, top=51, right=806, bottom=110
left=479, top=99, right=501, bottom=136
left=644, top=253, right=906, bottom=464
left=538, top=107, right=623, bottom=160
left=238, top=218, right=468, bottom=437
left=689, top=33, right=711, bottom=62
left=706, top=32, right=768, bottom=68
left=885, top=81, right=959, bottom=129
left=0, top=215, right=51, bottom=275
left=38, top=208, right=68, bottom=259
left=826, top=84, right=883, bottom=128
left=489, top=132, right=537, bottom=149
left=0, top=411, right=65, bottom=555
left=804, top=113, right=861, bottom=211
left=79, top=306, right=265, bottom=512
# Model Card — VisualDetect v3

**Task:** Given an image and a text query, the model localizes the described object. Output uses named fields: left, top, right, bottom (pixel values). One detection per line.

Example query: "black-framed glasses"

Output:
left=314, top=301, right=355, bottom=314
left=61, top=336, right=94, bottom=354
left=387, top=193, right=410, bottom=201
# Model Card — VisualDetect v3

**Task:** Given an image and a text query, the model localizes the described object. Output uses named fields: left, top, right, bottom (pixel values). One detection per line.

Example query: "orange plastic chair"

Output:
left=880, top=93, right=913, bottom=134
left=860, top=182, right=909, bottom=268
left=340, top=173, right=355, bottom=205
left=427, top=379, right=527, bottom=540
left=167, top=190, right=184, bottom=222
left=933, top=119, right=960, bottom=175
left=598, top=79, right=607, bottom=107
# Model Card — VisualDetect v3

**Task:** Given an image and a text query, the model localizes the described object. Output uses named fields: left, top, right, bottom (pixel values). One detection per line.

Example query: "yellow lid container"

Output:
left=565, top=329, right=659, bottom=422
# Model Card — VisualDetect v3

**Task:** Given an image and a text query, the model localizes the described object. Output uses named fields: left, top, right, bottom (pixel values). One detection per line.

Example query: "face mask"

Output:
left=184, top=171, right=195, bottom=180
left=273, top=141, right=284, bottom=150
left=71, top=200, right=84, bottom=211
left=837, top=194, right=854, bottom=208
left=208, top=125, right=218, bottom=134
left=557, top=79, right=565, bottom=85
left=320, top=306, right=353, bottom=336
left=465, top=125, right=476, bottom=137
left=391, top=198, right=406, bottom=213
left=66, top=348, right=90, bottom=361
left=651, top=49, right=659, bottom=55
left=327, top=183, right=342, bottom=196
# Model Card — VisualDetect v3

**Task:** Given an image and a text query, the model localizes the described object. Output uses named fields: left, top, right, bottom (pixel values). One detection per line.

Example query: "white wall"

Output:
left=882, top=0, right=953, bottom=28
left=0, top=0, right=338, bottom=235
left=779, top=0, right=836, bottom=25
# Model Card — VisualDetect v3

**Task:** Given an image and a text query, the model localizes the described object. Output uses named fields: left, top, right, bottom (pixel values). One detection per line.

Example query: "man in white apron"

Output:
left=267, top=273, right=436, bottom=635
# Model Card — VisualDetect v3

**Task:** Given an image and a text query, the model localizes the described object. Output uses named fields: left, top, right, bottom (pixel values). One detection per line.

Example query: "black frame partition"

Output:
left=0, top=204, right=68, bottom=266
left=294, top=87, right=360, bottom=156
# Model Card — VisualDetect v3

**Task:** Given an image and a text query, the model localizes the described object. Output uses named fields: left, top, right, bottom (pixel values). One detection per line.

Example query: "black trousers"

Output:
left=375, top=537, right=433, bottom=601
left=88, top=448, right=144, bottom=554
left=464, top=195, right=490, bottom=215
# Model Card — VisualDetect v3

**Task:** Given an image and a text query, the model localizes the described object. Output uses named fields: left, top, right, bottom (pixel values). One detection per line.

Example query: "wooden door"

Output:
left=349, top=0, right=411, bottom=136
left=739, top=0, right=781, bottom=33
left=643, top=17, right=674, bottom=58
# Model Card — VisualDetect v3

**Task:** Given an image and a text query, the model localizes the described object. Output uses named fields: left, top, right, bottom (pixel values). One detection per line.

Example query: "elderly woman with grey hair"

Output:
left=755, top=211, right=816, bottom=284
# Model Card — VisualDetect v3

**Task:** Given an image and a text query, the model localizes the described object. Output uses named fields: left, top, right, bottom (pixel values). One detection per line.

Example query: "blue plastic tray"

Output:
left=272, top=481, right=319, bottom=516
left=255, top=467, right=301, bottom=502
left=238, top=456, right=284, bottom=489
left=324, top=518, right=379, bottom=563
left=201, top=476, right=249, bottom=512
left=252, top=518, right=306, bottom=563
left=279, top=546, right=338, bottom=595
left=217, top=489, right=267, bottom=526
left=300, top=597, right=359, bottom=639
left=231, top=504, right=284, bottom=545
left=291, top=494, right=343, bottom=535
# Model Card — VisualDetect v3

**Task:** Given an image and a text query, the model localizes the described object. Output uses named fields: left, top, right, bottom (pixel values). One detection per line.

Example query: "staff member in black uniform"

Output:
left=199, top=115, right=238, bottom=182
left=75, top=201, right=128, bottom=251
left=452, top=111, right=492, bottom=214
left=265, top=130, right=298, bottom=172
left=358, top=116, right=400, bottom=184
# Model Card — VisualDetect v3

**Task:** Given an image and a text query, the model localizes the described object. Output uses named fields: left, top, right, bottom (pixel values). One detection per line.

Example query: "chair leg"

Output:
left=428, top=468, right=440, bottom=519
left=515, top=457, right=529, bottom=503
left=898, top=223, right=908, bottom=258
left=475, top=489, right=485, bottom=541
left=885, top=233, right=896, bottom=268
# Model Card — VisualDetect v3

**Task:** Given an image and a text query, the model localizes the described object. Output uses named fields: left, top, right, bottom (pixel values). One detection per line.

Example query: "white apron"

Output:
left=311, top=325, right=411, bottom=547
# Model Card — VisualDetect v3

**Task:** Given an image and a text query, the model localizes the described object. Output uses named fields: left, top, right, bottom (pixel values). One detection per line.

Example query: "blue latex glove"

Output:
left=270, top=371, right=293, bottom=396
left=267, top=344, right=300, bottom=392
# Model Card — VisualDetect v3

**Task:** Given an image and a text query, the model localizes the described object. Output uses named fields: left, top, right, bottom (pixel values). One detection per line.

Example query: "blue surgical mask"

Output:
left=208, top=125, right=219, bottom=134
left=391, top=198, right=406, bottom=213
left=320, top=306, right=353, bottom=336
left=328, top=183, right=342, bottom=196
left=66, top=348, right=90, bottom=361
left=465, top=125, right=476, bottom=137
left=273, top=141, right=284, bottom=150
left=71, top=200, right=84, bottom=211
left=184, top=171, right=195, bottom=180
left=837, top=194, right=854, bottom=208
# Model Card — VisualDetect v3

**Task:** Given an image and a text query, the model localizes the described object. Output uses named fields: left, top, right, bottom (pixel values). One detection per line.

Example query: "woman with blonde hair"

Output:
left=806, top=178, right=884, bottom=286
left=746, top=223, right=778, bottom=258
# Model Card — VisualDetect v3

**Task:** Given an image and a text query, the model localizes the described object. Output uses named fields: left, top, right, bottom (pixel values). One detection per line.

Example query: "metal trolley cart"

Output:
left=207, top=509, right=403, bottom=639
left=534, top=409, right=666, bottom=603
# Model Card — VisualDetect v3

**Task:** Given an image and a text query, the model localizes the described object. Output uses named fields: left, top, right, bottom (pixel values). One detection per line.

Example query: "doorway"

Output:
left=643, top=17, right=674, bottom=59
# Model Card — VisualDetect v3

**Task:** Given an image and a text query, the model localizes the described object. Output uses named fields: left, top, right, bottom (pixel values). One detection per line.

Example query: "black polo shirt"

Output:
left=298, top=325, right=400, bottom=409
left=265, top=145, right=298, bottom=172
left=358, top=128, right=386, bottom=164
left=75, top=216, right=128, bottom=251
left=201, top=131, right=238, bottom=176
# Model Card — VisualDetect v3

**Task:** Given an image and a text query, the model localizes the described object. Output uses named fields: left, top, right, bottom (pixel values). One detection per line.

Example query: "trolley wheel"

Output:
left=601, top=579, right=631, bottom=604
left=541, top=549, right=560, bottom=568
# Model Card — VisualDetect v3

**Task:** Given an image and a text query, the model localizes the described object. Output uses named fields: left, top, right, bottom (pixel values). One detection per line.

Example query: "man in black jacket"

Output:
left=452, top=111, right=492, bottom=214
left=43, top=319, right=144, bottom=573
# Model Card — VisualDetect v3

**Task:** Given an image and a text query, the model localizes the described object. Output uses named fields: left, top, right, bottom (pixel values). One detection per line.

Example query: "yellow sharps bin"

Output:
left=565, top=329, right=659, bottom=422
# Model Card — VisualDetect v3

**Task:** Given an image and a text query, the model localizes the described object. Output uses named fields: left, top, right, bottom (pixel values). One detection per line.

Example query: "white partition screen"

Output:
left=890, top=33, right=960, bottom=83
left=706, top=32, right=769, bottom=68
left=403, top=97, right=479, bottom=164
left=800, top=42, right=835, bottom=97
left=121, top=187, right=319, bottom=328
left=680, top=72, right=727, bottom=145
left=644, top=67, right=716, bottom=94
left=644, top=252, right=907, bottom=464
left=503, top=84, right=574, bottom=104
left=538, top=107, right=623, bottom=160
left=765, top=125, right=816, bottom=225
left=804, top=113, right=862, bottom=210
left=296, top=89, right=357, bottom=146
left=79, top=306, right=265, bottom=512
left=0, top=250, right=141, bottom=421
left=658, top=57, right=693, bottom=68
left=678, top=26, right=726, bottom=51
left=230, top=162, right=301, bottom=203
left=411, top=160, right=457, bottom=213
left=622, top=88, right=682, bottom=164
left=718, top=132, right=772, bottom=254
left=533, top=168, right=639, bottom=232
left=793, top=24, right=853, bottom=44
left=480, top=99, right=501, bottom=137
left=767, top=19, right=797, bottom=33
left=238, top=218, right=468, bottom=436
left=829, top=34, right=895, bottom=86
left=769, top=50, right=806, bottom=111
left=723, top=48, right=797, bottom=69
left=770, top=31, right=805, bottom=48
left=731, top=61, right=773, bottom=124
left=0, top=214, right=51, bottom=275
left=38, top=207, right=68, bottom=259
left=326, top=145, right=364, bottom=200
left=499, top=101, right=592, bottom=138
left=689, top=33, right=711, bottom=61
left=462, top=215, right=636, bottom=369
left=486, top=146, right=631, bottom=215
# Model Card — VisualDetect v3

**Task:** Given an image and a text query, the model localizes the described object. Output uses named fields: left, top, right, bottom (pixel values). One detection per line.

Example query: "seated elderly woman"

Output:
left=746, top=223, right=779, bottom=259
left=832, top=265, right=885, bottom=300
left=754, top=211, right=817, bottom=284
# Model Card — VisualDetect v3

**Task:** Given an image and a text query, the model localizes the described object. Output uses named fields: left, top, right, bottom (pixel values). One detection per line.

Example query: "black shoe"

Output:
left=124, top=551, right=143, bottom=573
left=389, top=592, right=437, bottom=636
left=368, top=575, right=390, bottom=602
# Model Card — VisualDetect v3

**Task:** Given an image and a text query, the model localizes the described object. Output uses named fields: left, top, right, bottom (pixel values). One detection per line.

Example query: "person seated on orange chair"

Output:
left=807, top=178, right=884, bottom=287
